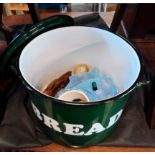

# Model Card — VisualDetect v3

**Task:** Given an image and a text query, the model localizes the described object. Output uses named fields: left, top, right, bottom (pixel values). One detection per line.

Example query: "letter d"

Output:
left=106, top=109, right=123, bottom=128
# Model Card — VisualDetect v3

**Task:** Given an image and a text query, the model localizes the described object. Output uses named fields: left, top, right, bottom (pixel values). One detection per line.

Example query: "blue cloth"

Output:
left=56, top=67, right=119, bottom=102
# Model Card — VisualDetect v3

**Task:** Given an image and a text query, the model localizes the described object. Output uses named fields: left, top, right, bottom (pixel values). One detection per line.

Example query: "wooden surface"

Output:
left=21, top=143, right=155, bottom=152
left=1, top=12, right=155, bottom=152
left=3, top=3, right=29, bottom=16
left=8, top=3, right=29, bottom=11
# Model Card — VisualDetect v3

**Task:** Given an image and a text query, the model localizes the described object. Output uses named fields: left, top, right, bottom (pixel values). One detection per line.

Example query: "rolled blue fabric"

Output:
left=56, top=67, right=118, bottom=102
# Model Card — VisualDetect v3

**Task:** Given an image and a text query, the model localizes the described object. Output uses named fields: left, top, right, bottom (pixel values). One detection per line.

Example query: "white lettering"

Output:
left=31, top=103, right=42, bottom=121
left=31, top=102, right=123, bottom=136
left=106, top=109, right=123, bottom=128
left=42, top=113, right=62, bottom=132
left=63, top=123, right=84, bottom=136
left=84, top=123, right=105, bottom=135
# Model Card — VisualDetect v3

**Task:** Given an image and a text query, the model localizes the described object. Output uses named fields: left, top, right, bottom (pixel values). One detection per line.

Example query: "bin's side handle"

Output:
left=132, top=52, right=152, bottom=92
left=0, top=15, right=74, bottom=76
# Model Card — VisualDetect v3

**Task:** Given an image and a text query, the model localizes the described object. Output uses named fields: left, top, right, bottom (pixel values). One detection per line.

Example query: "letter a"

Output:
left=84, top=123, right=105, bottom=136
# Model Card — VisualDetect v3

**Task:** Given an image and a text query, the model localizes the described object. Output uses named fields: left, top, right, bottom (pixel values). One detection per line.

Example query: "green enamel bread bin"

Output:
left=0, top=15, right=148, bottom=147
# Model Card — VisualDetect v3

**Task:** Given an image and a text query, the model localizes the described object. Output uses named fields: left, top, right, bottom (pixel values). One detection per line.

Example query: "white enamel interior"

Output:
left=19, top=26, right=141, bottom=98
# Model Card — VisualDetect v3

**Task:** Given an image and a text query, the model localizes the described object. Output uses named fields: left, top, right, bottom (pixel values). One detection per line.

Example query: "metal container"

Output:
left=18, top=26, right=142, bottom=147
left=0, top=15, right=148, bottom=147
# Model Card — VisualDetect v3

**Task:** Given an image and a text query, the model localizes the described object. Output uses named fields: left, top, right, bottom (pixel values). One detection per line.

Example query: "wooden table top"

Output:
left=1, top=12, right=155, bottom=152
left=22, top=143, right=155, bottom=152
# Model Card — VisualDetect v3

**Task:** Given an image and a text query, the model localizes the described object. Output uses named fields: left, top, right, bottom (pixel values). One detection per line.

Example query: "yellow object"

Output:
left=73, top=64, right=90, bottom=75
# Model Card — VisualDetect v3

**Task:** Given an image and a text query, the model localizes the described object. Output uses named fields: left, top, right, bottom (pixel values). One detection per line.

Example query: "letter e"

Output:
left=63, top=123, right=84, bottom=136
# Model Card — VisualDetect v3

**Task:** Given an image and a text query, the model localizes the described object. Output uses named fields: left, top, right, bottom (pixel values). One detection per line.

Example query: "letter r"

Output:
left=42, top=113, right=62, bottom=132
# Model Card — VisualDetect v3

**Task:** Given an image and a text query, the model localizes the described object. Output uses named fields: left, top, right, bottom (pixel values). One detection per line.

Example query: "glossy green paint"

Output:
left=30, top=90, right=129, bottom=147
